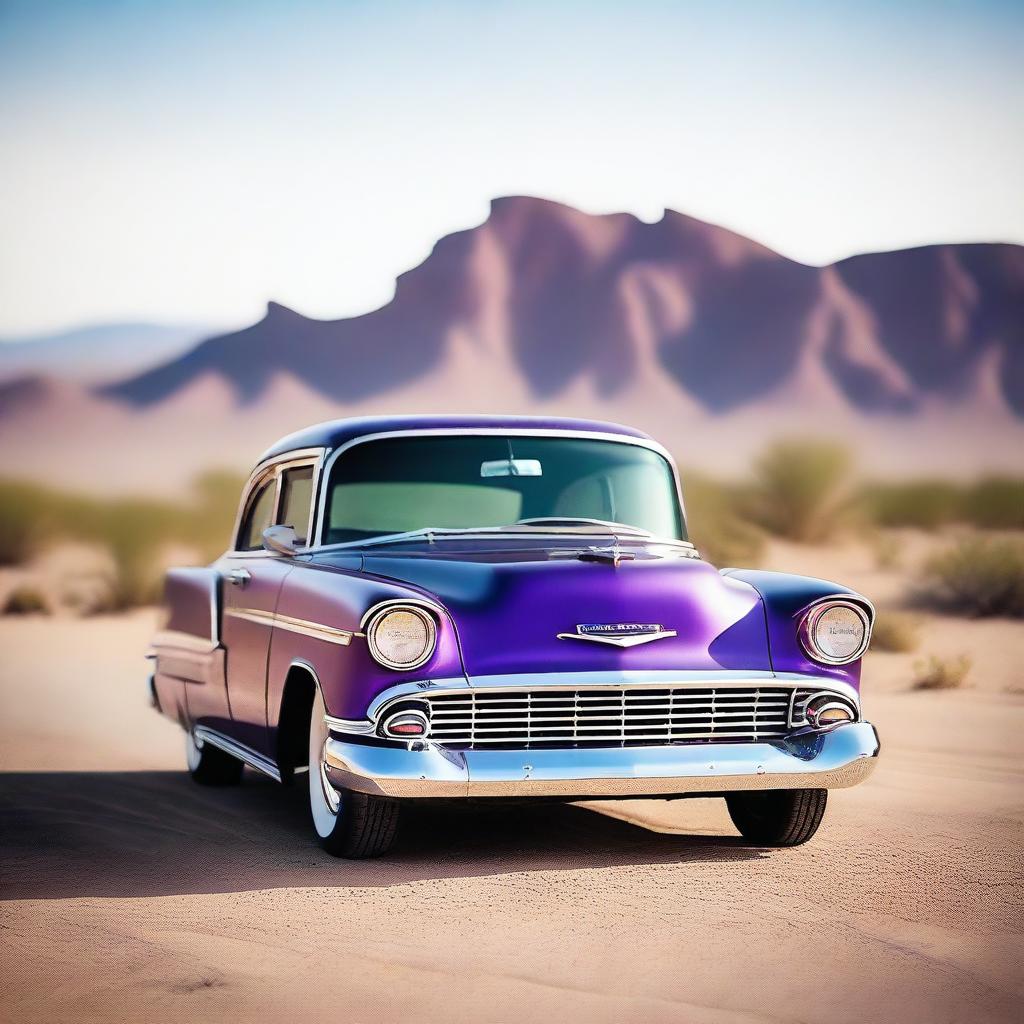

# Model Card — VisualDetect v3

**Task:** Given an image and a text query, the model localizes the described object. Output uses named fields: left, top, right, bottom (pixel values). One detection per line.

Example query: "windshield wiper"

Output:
left=506, top=517, right=652, bottom=537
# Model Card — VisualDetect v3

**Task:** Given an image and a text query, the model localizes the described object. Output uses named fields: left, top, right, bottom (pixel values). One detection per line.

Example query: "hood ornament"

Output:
left=557, top=623, right=677, bottom=648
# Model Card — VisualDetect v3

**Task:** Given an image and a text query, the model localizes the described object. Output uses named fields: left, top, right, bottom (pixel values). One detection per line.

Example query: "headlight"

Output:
left=800, top=600, right=871, bottom=665
left=365, top=604, right=437, bottom=671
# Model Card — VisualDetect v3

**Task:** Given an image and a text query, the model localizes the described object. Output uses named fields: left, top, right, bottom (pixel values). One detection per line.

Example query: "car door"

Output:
left=220, top=454, right=319, bottom=756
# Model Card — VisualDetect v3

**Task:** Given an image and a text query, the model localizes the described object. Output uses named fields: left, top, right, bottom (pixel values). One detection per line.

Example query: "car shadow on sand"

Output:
left=0, top=768, right=766, bottom=900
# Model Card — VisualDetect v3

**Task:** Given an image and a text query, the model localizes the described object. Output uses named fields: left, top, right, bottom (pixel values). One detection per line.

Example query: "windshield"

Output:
left=321, top=435, right=685, bottom=545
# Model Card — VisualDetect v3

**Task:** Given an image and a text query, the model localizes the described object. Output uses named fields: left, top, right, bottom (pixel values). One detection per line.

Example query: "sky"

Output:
left=1, top=0, right=1022, bottom=336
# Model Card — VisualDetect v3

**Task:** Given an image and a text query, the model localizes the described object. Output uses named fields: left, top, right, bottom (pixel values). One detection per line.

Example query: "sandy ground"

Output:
left=1, top=542, right=1023, bottom=1024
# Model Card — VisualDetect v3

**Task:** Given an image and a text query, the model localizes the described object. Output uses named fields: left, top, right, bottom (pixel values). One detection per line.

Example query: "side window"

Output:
left=279, top=466, right=314, bottom=545
left=238, top=477, right=276, bottom=551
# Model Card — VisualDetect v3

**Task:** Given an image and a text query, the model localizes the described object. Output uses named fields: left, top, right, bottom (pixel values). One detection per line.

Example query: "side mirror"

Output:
left=262, top=524, right=298, bottom=556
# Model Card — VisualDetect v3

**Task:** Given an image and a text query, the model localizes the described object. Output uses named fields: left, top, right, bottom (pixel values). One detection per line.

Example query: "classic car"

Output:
left=148, top=414, right=880, bottom=857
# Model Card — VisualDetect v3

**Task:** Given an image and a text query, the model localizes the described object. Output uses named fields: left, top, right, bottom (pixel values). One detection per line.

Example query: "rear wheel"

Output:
left=185, top=731, right=243, bottom=786
left=308, top=688, right=401, bottom=858
left=726, top=789, right=828, bottom=846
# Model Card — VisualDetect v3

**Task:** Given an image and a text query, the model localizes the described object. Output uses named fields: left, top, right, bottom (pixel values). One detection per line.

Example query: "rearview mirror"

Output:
left=262, top=524, right=298, bottom=556
left=480, top=458, right=542, bottom=478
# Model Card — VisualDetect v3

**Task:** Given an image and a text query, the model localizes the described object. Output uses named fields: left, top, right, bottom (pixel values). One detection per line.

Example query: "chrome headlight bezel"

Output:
left=364, top=602, right=438, bottom=672
left=799, top=599, right=872, bottom=666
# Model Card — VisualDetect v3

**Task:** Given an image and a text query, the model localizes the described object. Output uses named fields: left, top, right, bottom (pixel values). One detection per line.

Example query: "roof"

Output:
left=257, top=414, right=652, bottom=463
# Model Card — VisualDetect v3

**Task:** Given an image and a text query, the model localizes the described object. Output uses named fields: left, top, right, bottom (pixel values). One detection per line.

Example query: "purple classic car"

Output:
left=148, top=415, right=880, bottom=857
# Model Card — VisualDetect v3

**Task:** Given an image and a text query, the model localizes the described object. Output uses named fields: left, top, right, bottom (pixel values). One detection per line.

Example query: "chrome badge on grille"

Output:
left=556, top=622, right=677, bottom=648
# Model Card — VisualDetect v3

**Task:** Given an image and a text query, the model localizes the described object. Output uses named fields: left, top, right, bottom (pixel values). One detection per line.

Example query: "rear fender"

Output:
left=150, top=567, right=225, bottom=726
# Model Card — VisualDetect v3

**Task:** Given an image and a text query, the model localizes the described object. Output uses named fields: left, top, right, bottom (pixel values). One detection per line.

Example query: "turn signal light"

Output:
left=381, top=710, right=429, bottom=739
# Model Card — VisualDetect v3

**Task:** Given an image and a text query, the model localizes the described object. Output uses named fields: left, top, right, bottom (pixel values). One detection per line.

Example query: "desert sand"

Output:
left=1, top=541, right=1022, bottom=1023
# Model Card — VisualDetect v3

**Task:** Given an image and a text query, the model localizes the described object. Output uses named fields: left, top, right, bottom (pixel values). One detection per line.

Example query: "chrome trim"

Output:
left=381, top=708, right=431, bottom=739
left=324, top=715, right=377, bottom=737
left=313, top=427, right=688, bottom=550
left=358, top=597, right=447, bottom=630
left=322, top=721, right=880, bottom=799
left=367, top=671, right=861, bottom=722
left=363, top=601, right=438, bottom=671
left=150, top=630, right=220, bottom=654
left=193, top=725, right=282, bottom=782
left=225, top=607, right=356, bottom=646
left=229, top=447, right=326, bottom=557
left=800, top=597, right=873, bottom=666
left=556, top=628, right=678, bottom=648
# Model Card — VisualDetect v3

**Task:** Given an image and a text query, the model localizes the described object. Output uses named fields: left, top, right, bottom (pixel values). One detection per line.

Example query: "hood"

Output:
left=326, top=544, right=771, bottom=680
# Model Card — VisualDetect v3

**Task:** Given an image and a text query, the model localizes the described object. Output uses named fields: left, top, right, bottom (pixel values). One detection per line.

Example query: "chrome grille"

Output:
left=423, top=686, right=795, bottom=749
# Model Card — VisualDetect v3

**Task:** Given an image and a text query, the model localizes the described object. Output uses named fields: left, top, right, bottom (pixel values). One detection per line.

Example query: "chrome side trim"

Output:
left=324, top=714, right=377, bottom=736
left=313, top=428, right=688, bottom=549
left=193, top=725, right=282, bottom=782
left=150, top=630, right=220, bottom=654
left=323, top=721, right=881, bottom=799
left=225, top=607, right=356, bottom=646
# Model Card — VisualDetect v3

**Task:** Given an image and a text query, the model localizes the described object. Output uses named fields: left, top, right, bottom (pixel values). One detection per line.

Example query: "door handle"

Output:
left=225, top=568, right=251, bottom=587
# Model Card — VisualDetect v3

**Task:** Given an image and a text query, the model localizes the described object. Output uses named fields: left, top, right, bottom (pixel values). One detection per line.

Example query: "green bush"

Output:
left=919, top=535, right=1024, bottom=618
left=2, top=585, right=50, bottom=615
left=744, top=440, right=855, bottom=543
left=681, top=472, right=764, bottom=567
left=912, top=654, right=971, bottom=690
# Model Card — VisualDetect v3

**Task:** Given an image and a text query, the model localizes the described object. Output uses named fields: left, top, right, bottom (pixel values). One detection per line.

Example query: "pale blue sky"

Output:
left=1, top=0, right=1022, bottom=333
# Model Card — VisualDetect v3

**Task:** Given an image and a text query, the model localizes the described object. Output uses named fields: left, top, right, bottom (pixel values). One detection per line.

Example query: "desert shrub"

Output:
left=0, top=470, right=247, bottom=609
left=0, top=480, right=72, bottom=565
left=962, top=478, right=1024, bottom=530
left=919, top=535, right=1024, bottom=618
left=862, top=477, right=1024, bottom=531
left=869, top=611, right=921, bottom=652
left=681, top=472, right=764, bottom=567
left=912, top=654, right=971, bottom=690
left=862, top=480, right=962, bottom=530
left=188, top=470, right=247, bottom=560
left=744, top=440, right=855, bottom=543
left=2, top=584, right=50, bottom=615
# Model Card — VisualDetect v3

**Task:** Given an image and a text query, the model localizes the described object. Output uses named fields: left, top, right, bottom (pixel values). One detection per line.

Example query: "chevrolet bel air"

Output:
left=148, top=415, right=880, bottom=857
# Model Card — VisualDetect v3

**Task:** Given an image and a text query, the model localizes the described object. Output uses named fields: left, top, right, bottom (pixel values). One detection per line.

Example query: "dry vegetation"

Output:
left=870, top=611, right=922, bottom=653
left=912, top=653, right=973, bottom=690
left=0, top=438, right=1021, bottom=619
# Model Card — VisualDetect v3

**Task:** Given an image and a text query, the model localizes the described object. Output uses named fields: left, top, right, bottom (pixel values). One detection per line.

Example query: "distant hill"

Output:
left=0, top=322, right=212, bottom=385
left=1, top=197, right=1021, bottom=494
left=102, top=197, right=1024, bottom=417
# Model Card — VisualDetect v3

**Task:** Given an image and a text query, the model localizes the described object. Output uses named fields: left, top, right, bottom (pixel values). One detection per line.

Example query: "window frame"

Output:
left=229, top=448, right=325, bottom=556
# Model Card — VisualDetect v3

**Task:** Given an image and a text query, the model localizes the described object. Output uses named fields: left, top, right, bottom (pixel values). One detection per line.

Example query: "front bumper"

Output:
left=323, top=721, right=880, bottom=799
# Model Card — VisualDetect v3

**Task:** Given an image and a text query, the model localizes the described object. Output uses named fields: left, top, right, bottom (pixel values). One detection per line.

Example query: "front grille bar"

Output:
left=422, top=686, right=797, bottom=749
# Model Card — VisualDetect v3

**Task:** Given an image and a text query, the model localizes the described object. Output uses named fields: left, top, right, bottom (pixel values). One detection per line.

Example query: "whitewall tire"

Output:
left=308, top=687, right=401, bottom=858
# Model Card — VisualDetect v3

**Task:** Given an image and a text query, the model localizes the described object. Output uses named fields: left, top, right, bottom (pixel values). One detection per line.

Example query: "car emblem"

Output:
left=556, top=622, right=678, bottom=648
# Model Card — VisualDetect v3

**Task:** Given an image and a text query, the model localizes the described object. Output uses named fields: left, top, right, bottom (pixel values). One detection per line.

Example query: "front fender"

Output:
left=721, top=569, right=873, bottom=690
left=267, top=556, right=465, bottom=725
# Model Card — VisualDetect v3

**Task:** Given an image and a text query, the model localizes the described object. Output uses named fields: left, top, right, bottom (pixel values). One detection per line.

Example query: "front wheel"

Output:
left=726, top=789, right=828, bottom=846
left=308, top=688, right=401, bottom=858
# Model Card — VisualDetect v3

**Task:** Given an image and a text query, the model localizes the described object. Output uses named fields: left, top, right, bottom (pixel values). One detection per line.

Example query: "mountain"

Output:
left=1, top=197, right=1022, bottom=494
left=0, top=322, right=212, bottom=385
left=102, top=197, right=1024, bottom=417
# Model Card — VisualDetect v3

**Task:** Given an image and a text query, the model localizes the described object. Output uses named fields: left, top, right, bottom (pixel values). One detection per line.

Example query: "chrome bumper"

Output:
left=323, top=722, right=880, bottom=799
